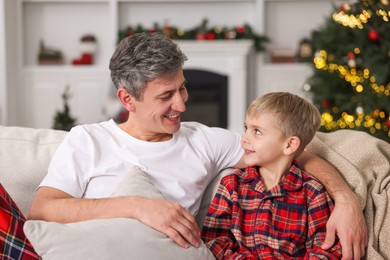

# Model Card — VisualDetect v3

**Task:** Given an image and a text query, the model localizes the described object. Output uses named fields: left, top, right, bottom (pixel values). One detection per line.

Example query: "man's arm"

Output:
left=28, top=187, right=201, bottom=249
left=296, top=151, right=368, bottom=260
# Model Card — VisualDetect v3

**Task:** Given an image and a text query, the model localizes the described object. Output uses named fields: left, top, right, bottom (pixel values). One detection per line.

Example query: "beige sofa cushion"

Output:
left=0, top=126, right=67, bottom=216
left=24, top=166, right=216, bottom=260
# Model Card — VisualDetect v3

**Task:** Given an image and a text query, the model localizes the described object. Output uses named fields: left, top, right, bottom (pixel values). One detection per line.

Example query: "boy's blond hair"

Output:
left=247, top=92, right=321, bottom=155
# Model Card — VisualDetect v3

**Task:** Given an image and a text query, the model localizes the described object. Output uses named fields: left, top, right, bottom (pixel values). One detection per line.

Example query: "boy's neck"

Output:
left=258, top=158, right=294, bottom=190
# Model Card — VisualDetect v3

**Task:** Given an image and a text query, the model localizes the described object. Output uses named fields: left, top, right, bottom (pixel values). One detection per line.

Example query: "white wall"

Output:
left=0, top=0, right=6, bottom=125
left=1, top=0, right=18, bottom=126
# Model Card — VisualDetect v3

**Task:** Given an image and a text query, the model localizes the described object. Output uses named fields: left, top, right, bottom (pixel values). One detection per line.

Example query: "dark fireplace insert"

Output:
left=182, top=69, right=228, bottom=129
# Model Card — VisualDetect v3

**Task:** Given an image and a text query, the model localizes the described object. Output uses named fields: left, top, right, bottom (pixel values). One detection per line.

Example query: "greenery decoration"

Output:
left=307, top=0, right=390, bottom=142
left=52, top=86, right=77, bottom=131
left=118, top=18, right=269, bottom=52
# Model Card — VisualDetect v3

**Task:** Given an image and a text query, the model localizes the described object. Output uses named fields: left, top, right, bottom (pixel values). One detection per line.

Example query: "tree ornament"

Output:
left=163, top=19, right=174, bottom=39
left=236, top=26, right=245, bottom=34
left=381, top=0, right=389, bottom=6
left=368, top=29, right=379, bottom=42
left=386, top=119, right=390, bottom=127
left=196, top=33, right=206, bottom=40
left=225, top=30, right=237, bottom=40
left=322, top=100, right=331, bottom=108
left=347, top=52, right=356, bottom=68
left=356, top=106, right=364, bottom=114
left=303, top=83, right=311, bottom=92
left=339, top=2, right=351, bottom=12
left=206, top=32, right=216, bottom=40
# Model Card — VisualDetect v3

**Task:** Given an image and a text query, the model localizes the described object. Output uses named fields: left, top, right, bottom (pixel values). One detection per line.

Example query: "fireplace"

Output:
left=182, top=69, right=228, bottom=128
left=178, top=40, right=254, bottom=133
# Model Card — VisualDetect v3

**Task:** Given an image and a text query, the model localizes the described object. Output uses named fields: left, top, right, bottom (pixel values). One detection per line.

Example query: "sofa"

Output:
left=0, top=125, right=390, bottom=259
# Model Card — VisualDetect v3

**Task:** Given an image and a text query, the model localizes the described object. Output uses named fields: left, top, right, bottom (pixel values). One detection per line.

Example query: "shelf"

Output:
left=263, top=62, right=311, bottom=70
left=118, top=1, right=257, bottom=32
left=21, top=0, right=109, bottom=3
left=21, top=1, right=113, bottom=67
left=22, top=65, right=109, bottom=73
left=118, top=0, right=253, bottom=2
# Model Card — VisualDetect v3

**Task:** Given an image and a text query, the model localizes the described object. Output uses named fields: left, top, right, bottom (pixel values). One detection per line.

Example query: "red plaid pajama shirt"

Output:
left=0, top=184, right=39, bottom=260
left=201, top=163, right=342, bottom=259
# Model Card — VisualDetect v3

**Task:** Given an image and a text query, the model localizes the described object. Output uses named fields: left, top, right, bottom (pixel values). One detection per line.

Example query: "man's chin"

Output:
left=164, top=122, right=181, bottom=134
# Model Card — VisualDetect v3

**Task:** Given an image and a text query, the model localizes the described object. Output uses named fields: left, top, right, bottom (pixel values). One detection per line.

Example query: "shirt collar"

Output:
left=238, top=161, right=304, bottom=196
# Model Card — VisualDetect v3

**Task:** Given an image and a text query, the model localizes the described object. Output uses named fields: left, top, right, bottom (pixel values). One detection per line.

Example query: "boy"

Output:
left=201, top=92, right=342, bottom=259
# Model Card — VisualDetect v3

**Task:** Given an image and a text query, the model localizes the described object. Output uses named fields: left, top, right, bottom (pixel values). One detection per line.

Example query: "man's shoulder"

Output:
left=70, top=120, right=114, bottom=134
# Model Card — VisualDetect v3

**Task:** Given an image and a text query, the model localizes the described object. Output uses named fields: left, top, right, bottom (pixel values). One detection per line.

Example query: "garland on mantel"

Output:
left=118, top=19, right=269, bottom=52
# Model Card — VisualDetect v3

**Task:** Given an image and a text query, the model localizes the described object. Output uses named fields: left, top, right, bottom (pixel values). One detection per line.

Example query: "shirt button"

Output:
left=258, top=221, right=264, bottom=226
left=259, top=245, right=264, bottom=250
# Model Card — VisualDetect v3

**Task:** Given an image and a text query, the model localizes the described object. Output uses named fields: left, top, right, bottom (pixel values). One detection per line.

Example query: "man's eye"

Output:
left=161, top=94, right=172, bottom=100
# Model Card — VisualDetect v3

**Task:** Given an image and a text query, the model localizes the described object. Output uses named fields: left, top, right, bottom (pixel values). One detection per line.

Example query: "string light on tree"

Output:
left=308, top=0, right=390, bottom=142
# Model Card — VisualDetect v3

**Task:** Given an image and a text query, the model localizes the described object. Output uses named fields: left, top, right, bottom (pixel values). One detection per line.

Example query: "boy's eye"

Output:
left=255, top=129, right=262, bottom=135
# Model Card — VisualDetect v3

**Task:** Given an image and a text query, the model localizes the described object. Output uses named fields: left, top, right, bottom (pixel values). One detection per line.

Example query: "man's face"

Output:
left=131, top=69, right=188, bottom=141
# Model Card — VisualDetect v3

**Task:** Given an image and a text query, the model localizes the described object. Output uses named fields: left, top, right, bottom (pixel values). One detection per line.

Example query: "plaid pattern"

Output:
left=201, top=162, right=342, bottom=259
left=0, top=183, right=39, bottom=260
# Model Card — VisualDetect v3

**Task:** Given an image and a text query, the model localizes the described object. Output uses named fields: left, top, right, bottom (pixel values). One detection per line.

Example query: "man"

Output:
left=28, top=32, right=367, bottom=259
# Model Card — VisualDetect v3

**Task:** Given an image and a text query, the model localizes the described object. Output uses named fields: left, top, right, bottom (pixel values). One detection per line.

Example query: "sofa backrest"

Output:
left=0, top=126, right=68, bottom=216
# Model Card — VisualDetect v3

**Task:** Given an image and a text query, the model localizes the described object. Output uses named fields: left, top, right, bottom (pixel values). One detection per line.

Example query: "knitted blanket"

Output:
left=306, top=130, right=390, bottom=260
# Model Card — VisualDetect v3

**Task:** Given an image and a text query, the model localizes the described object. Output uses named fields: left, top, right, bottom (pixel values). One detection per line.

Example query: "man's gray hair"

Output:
left=109, top=32, right=188, bottom=100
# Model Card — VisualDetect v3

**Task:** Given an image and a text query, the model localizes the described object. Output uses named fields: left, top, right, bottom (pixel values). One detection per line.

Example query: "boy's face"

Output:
left=241, top=113, right=289, bottom=167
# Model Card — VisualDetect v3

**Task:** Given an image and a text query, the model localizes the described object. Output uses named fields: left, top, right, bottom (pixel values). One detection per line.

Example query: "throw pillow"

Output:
left=0, top=183, right=39, bottom=260
left=24, top=166, right=215, bottom=260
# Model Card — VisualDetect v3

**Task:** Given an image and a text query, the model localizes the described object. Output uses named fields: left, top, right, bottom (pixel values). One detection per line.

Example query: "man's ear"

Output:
left=284, top=136, right=300, bottom=156
left=117, top=88, right=135, bottom=112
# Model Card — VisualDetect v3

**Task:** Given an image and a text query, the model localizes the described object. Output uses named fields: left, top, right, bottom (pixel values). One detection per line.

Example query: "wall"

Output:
left=0, top=0, right=18, bottom=125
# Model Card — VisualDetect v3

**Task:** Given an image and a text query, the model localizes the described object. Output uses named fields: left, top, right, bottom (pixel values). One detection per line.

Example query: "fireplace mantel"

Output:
left=177, top=40, right=254, bottom=133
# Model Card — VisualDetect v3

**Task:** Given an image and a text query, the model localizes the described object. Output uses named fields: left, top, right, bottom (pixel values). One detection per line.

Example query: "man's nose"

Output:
left=172, top=93, right=186, bottom=112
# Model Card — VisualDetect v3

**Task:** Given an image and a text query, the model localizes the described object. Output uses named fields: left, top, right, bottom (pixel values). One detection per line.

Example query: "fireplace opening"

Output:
left=182, top=69, right=228, bottom=129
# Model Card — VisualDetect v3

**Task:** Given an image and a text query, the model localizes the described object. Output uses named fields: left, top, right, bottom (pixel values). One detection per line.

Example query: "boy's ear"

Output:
left=117, top=88, right=135, bottom=112
left=284, top=136, right=300, bottom=156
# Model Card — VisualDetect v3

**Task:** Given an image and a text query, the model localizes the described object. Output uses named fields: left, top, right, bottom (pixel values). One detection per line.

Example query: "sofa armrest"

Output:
left=0, top=126, right=67, bottom=216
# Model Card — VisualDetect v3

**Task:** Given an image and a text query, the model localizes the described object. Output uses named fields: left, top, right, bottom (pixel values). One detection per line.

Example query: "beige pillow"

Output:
left=24, top=166, right=215, bottom=260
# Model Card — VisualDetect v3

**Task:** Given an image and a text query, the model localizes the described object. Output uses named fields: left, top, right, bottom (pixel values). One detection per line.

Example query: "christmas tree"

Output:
left=307, top=0, right=390, bottom=142
left=52, top=86, right=77, bottom=131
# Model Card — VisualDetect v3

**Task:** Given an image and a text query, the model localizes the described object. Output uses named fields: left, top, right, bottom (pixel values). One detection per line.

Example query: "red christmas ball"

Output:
left=322, top=100, right=331, bottom=108
left=368, top=29, right=379, bottom=42
left=386, top=120, right=390, bottom=127
left=196, top=33, right=206, bottom=40
left=347, top=52, right=355, bottom=59
left=236, top=26, right=245, bottom=34
left=126, top=30, right=133, bottom=37
left=206, top=32, right=216, bottom=40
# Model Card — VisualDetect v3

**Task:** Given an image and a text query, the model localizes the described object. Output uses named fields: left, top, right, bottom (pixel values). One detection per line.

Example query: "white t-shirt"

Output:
left=40, top=119, right=243, bottom=215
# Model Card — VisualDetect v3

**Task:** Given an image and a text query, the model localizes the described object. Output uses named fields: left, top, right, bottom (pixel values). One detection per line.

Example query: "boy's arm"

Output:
left=201, top=182, right=254, bottom=259
left=296, top=151, right=368, bottom=260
